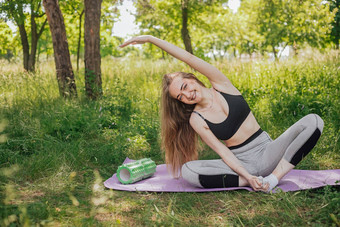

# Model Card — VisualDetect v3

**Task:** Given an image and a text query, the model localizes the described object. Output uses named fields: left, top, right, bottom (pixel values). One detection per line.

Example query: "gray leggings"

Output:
left=181, top=114, right=324, bottom=188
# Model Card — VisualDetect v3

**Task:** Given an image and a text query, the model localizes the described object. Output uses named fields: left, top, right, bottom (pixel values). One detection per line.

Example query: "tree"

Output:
left=101, top=0, right=122, bottom=56
left=196, top=0, right=263, bottom=60
left=77, top=9, right=84, bottom=70
left=84, top=0, right=103, bottom=99
left=181, top=0, right=193, bottom=54
left=135, top=0, right=182, bottom=58
left=43, top=0, right=77, bottom=98
left=186, top=2, right=235, bottom=59
left=236, top=0, right=265, bottom=58
left=329, top=0, right=340, bottom=49
left=59, top=0, right=85, bottom=71
left=0, top=20, right=14, bottom=61
left=36, top=26, right=53, bottom=61
left=0, top=0, right=47, bottom=71
left=256, top=0, right=335, bottom=59
left=135, top=0, right=228, bottom=58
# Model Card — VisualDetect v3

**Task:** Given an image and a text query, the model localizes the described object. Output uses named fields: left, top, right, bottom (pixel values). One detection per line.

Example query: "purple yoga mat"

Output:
left=104, top=158, right=340, bottom=193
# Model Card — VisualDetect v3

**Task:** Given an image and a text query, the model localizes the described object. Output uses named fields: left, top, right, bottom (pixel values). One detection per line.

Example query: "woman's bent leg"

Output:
left=261, top=114, right=324, bottom=181
left=181, top=159, right=248, bottom=188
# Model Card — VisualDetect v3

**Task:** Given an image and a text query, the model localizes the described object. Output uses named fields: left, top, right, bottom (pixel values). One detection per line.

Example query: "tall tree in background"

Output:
left=100, top=0, right=122, bottom=57
left=0, top=0, right=47, bottom=71
left=43, top=0, right=77, bottom=98
left=135, top=0, right=181, bottom=58
left=77, top=9, right=85, bottom=71
left=329, top=0, right=340, bottom=49
left=0, top=20, right=15, bottom=61
left=59, top=0, right=84, bottom=71
left=135, top=0, right=223, bottom=58
left=27, top=1, right=48, bottom=71
left=236, top=0, right=264, bottom=57
left=84, top=0, right=103, bottom=99
left=181, top=0, right=193, bottom=54
left=257, top=0, right=334, bottom=59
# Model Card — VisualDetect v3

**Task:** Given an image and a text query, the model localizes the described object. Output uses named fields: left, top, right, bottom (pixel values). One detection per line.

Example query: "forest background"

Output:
left=0, top=0, right=339, bottom=226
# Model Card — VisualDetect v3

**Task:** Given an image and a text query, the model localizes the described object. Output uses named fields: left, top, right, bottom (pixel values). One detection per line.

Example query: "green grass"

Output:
left=0, top=50, right=339, bottom=226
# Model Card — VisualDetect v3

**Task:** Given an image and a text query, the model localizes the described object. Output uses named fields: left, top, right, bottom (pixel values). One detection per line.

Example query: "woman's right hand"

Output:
left=247, top=175, right=269, bottom=192
left=119, top=35, right=153, bottom=48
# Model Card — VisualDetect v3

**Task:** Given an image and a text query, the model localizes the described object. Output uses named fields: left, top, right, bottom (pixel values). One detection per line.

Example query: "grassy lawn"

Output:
left=0, top=51, right=339, bottom=226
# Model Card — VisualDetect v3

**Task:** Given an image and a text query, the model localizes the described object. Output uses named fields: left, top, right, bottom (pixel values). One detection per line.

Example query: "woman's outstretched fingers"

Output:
left=119, top=38, right=135, bottom=48
left=119, top=35, right=151, bottom=48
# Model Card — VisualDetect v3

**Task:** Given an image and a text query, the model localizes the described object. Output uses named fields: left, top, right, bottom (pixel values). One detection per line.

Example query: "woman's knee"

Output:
left=313, top=114, right=324, bottom=133
left=304, top=114, right=324, bottom=133
left=285, top=113, right=324, bottom=166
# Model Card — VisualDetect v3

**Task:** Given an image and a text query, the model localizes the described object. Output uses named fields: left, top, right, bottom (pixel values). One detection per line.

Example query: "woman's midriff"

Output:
left=224, top=112, right=261, bottom=148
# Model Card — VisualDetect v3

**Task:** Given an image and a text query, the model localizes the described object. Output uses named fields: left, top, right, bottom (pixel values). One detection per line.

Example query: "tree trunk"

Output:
left=272, top=45, right=278, bottom=61
left=28, top=4, right=47, bottom=72
left=293, top=41, right=299, bottom=56
left=43, top=0, right=77, bottom=98
left=17, top=24, right=29, bottom=71
left=84, top=0, right=102, bottom=99
left=37, top=43, right=40, bottom=63
left=28, top=19, right=47, bottom=71
left=28, top=11, right=38, bottom=71
left=5, top=1, right=46, bottom=71
left=77, top=9, right=84, bottom=72
left=13, top=2, right=29, bottom=71
left=181, top=0, right=193, bottom=54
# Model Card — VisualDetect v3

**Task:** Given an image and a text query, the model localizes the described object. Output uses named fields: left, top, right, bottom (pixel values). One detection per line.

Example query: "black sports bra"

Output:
left=193, top=89, right=251, bottom=140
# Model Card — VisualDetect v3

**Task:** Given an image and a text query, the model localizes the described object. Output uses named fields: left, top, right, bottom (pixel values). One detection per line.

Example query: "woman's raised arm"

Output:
left=120, top=35, right=231, bottom=87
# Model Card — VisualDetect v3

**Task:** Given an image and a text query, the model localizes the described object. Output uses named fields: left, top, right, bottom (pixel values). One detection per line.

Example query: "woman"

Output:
left=120, top=35, right=324, bottom=192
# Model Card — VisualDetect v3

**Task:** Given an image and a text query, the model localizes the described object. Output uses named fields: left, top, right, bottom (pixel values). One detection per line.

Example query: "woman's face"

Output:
left=168, top=77, right=202, bottom=105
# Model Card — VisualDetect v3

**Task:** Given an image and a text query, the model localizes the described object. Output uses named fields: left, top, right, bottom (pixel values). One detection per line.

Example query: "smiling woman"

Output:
left=167, top=73, right=205, bottom=104
left=120, top=35, right=324, bottom=193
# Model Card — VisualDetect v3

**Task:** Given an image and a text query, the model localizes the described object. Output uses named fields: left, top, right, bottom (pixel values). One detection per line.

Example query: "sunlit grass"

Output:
left=0, top=50, right=339, bottom=226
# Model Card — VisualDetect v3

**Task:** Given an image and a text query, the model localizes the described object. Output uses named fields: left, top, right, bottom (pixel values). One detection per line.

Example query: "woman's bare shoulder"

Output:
left=212, top=81, right=242, bottom=96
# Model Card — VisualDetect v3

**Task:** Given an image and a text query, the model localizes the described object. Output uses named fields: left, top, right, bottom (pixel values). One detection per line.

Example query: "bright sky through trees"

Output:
left=112, top=0, right=138, bottom=38
left=112, top=0, right=241, bottom=38
left=228, top=0, right=241, bottom=13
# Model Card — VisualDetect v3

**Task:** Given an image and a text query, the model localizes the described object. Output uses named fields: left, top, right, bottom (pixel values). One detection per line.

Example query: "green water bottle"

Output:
left=116, top=158, right=157, bottom=184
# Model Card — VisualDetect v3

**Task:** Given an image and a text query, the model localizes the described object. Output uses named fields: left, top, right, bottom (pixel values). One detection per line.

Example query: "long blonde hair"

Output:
left=161, top=72, right=205, bottom=177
